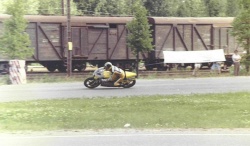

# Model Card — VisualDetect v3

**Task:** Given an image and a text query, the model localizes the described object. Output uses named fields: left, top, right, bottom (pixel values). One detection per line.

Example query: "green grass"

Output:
left=0, top=75, right=11, bottom=85
left=1, top=92, right=250, bottom=131
left=0, top=74, right=87, bottom=84
left=27, top=75, right=84, bottom=83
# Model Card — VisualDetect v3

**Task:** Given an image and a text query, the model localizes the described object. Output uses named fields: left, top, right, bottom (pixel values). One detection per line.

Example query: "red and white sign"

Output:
left=9, top=60, right=27, bottom=84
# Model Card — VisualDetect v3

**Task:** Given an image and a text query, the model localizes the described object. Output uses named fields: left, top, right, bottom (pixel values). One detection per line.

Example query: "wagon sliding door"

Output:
left=63, top=27, right=88, bottom=58
left=35, top=23, right=62, bottom=61
left=213, top=27, right=236, bottom=54
left=86, top=25, right=133, bottom=62
left=155, top=24, right=213, bottom=59
left=86, top=28, right=108, bottom=61
left=108, top=24, right=132, bottom=60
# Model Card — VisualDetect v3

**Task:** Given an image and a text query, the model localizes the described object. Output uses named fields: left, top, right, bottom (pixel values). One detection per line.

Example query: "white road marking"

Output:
left=1, top=133, right=250, bottom=139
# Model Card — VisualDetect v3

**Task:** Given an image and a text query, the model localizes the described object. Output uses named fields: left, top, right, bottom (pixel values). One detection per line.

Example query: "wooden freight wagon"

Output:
left=146, top=17, right=239, bottom=70
left=0, top=15, right=138, bottom=72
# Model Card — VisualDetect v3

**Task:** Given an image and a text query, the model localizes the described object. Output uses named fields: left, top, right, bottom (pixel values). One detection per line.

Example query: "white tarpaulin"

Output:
left=163, top=49, right=226, bottom=63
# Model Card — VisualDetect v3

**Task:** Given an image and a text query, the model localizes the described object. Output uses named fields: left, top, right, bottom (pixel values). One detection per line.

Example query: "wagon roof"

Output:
left=148, top=17, right=234, bottom=27
left=0, top=14, right=234, bottom=27
left=0, top=14, right=133, bottom=24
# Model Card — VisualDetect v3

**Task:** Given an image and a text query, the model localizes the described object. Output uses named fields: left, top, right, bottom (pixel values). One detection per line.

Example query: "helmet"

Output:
left=104, top=62, right=112, bottom=70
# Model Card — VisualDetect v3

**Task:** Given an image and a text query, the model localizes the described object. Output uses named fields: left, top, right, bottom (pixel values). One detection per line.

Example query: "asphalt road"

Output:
left=0, top=76, right=250, bottom=102
left=1, top=76, right=250, bottom=146
left=1, top=129, right=250, bottom=146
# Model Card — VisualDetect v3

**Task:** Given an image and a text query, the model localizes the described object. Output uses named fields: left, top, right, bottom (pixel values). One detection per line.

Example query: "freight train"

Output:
left=0, top=14, right=240, bottom=72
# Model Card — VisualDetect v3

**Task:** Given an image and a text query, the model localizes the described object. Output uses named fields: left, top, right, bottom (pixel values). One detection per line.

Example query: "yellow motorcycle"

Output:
left=84, top=67, right=137, bottom=89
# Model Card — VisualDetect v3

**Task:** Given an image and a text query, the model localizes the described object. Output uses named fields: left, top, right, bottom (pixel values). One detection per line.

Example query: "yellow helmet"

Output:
left=104, top=62, right=112, bottom=70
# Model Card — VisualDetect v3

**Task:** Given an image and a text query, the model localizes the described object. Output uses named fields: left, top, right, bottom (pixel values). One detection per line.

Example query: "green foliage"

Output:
left=231, top=12, right=250, bottom=46
left=73, top=0, right=97, bottom=15
left=37, top=0, right=64, bottom=15
left=231, top=0, right=250, bottom=70
left=241, top=54, right=250, bottom=71
left=94, top=0, right=138, bottom=16
left=71, top=0, right=242, bottom=17
left=239, top=0, right=250, bottom=10
left=0, top=0, right=40, bottom=15
left=37, top=0, right=80, bottom=15
left=144, top=0, right=180, bottom=16
left=177, top=0, right=207, bottom=17
left=205, top=0, right=225, bottom=16
left=0, top=0, right=32, bottom=59
left=1, top=0, right=244, bottom=17
left=226, top=0, right=239, bottom=16
left=73, top=0, right=138, bottom=16
left=0, top=0, right=80, bottom=15
left=126, top=5, right=153, bottom=54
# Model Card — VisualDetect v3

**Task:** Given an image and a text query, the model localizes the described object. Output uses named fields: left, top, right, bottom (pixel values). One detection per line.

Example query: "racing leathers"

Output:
left=106, top=65, right=125, bottom=86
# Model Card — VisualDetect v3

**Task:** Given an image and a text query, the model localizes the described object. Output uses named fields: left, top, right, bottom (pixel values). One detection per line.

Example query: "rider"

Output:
left=104, top=62, right=125, bottom=86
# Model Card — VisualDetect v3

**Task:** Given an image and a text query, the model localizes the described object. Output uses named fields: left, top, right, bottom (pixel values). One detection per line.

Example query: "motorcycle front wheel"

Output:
left=84, top=77, right=100, bottom=88
left=123, top=80, right=136, bottom=88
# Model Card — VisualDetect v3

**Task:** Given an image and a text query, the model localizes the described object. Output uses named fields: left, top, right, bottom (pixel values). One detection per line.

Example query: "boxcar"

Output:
left=146, top=17, right=239, bottom=70
left=0, top=15, right=135, bottom=72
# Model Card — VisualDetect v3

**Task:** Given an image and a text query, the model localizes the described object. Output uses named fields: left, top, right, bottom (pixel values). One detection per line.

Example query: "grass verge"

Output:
left=0, top=92, right=250, bottom=131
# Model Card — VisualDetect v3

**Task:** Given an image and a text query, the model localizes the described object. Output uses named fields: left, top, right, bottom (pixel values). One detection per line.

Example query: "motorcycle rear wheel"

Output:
left=123, top=80, right=136, bottom=88
left=84, top=77, right=100, bottom=88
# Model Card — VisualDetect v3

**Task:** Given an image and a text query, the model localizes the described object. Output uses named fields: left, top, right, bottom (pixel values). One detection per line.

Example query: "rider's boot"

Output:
left=114, top=78, right=122, bottom=86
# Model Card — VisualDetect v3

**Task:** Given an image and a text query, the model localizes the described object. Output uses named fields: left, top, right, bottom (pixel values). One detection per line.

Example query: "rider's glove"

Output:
left=107, top=76, right=112, bottom=81
left=101, top=79, right=108, bottom=82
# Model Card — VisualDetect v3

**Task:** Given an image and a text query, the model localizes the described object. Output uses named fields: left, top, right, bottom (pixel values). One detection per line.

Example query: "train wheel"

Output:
left=157, top=66, right=168, bottom=71
left=58, top=66, right=66, bottom=72
left=47, top=65, right=56, bottom=72
left=145, top=65, right=154, bottom=71
left=77, top=67, right=83, bottom=72
left=77, top=64, right=86, bottom=72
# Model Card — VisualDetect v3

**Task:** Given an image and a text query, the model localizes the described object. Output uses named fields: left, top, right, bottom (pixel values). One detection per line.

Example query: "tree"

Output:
left=73, top=0, right=100, bottom=15
left=177, top=0, right=207, bottom=17
left=144, top=0, right=180, bottom=16
left=126, top=4, right=153, bottom=76
left=231, top=0, right=250, bottom=72
left=0, top=0, right=32, bottom=59
left=37, top=0, right=80, bottom=15
left=73, top=0, right=137, bottom=16
left=93, top=0, right=134, bottom=16
left=0, top=0, right=80, bottom=15
left=226, top=0, right=239, bottom=16
left=203, top=0, right=227, bottom=16
left=207, top=0, right=222, bottom=16
left=176, top=1, right=189, bottom=17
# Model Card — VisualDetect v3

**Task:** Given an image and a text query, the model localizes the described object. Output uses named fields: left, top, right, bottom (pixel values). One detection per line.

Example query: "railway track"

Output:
left=25, top=69, right=229, bottom=81
left=1, top=66, right=230, bottom=82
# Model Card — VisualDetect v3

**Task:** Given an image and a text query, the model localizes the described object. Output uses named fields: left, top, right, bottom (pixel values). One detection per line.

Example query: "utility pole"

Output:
left=67, top=0, right=72, bottom=77
left=61, top=0, right=64, bottom=15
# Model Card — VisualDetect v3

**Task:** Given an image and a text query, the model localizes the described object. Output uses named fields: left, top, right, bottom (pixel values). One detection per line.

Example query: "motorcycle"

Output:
left=84, top=67, right=137, bottom=88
